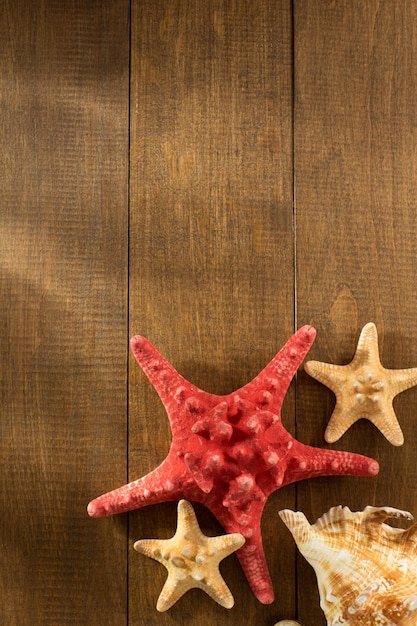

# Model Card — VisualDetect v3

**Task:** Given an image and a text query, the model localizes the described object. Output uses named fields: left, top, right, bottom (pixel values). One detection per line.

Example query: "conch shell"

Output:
left=279, top=505, right=417, bottom=625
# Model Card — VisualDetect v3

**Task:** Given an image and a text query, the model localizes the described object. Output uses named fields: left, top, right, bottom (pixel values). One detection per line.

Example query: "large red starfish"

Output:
left=87, top=326, right=379, bottom=604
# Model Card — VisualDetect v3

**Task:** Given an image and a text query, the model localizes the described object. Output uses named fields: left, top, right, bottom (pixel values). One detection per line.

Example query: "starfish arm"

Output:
left=156, top=573, right=191, bottom=612
left=130, top=336, right=218, bottom=419
left=304, top=360, right=346, bottom=393
left=211, top=501, right=274, bottom=604
left=133, top=538, right=168, bottom=562
left=208, top=533, right=246, bottom=560
left=237, top=326, right=316, bottom=408
left=198, top=571, right=236, bottom=609
left=324, top=404, right=360, bottom=443
left=388, top=366, right=417, bottom=395
left=368, top=405, right=404, bottom=446
left=156, top=566, right=235, bottom=611
left=233, top=528, right=274, bottom=604
left=177, top=498, right=206, bottom=538
left=87, top=458, right=188, bottom=517
left=352, top=322, right=382, bottom=365
left=283, top=443, right=379, bottom=483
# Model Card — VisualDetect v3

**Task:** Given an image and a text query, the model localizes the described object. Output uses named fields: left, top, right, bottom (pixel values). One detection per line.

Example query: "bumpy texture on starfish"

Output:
left=87, top=326, right=379, bottom=604
left=134, top=499, right=244, bottom=611
left=305, top=322, right=417, bottom=446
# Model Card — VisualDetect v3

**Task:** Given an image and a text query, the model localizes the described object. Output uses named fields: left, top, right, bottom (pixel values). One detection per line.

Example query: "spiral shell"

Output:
left=279, top=505, right=417, bottom=625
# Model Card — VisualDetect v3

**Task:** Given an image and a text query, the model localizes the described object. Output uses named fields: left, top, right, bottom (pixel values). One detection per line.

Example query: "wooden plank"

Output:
left=0, top=1, right=129, bottom=624
left=129, top=0, right=295, bottom=623
left=294, top=1, right=417, bottom=623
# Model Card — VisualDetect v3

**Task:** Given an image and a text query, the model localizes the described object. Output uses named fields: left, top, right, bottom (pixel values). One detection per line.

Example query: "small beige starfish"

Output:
left=134, top=499, right=245, bottom=611
left=304, top=323, right=417, bottom=446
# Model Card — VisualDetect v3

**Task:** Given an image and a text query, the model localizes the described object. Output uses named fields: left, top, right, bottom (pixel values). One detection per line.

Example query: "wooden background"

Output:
left=2, top=1, right=417, bottom=624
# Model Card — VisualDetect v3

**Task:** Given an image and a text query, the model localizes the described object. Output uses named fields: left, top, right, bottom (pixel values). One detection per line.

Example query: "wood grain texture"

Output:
left=4, top=1, right=417, bottom=624
left=0, top=1, right=129, bottom=624
left=129, top=0, right=296, bottom=623
left=294, top=1, right=417, bottom=623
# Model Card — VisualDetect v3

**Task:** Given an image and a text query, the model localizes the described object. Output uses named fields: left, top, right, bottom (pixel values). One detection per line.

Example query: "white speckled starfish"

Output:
left=305, top=322, right=417, bottom=446
left=134, top=500, right=245, bottom=611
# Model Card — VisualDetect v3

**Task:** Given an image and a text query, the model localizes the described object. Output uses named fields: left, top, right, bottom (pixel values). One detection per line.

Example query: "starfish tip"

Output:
left=368, top=459, right=380, bottom=475
left=324, top=429, right=338, bottom=444
left=221, top=594, right=235, bottom=609
left=303, top=360, right=315, bottom=374
left=130, top=335, right=147, bottom=352
left=87, top=499, right=103, bottom=518
left=156, top=596, right=171, bottom=612
left=392, top=433, right=405, bottom=447
left=297, top=325, right=317, bottom=347
left=301, top=324, right=316, bottom=339
left=256, top=586, right=275, bottom=604
left=133, top=540, right=141, bottom=551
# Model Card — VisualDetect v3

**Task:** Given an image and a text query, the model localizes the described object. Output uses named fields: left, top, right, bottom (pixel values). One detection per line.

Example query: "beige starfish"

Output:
left=304, top=323, right=417, bottom=446
left=134, top=499, right=245, bottom=611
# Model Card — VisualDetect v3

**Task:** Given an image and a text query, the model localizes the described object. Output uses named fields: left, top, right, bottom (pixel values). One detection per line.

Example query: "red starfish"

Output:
left=87, top=326, right=379, bottom=605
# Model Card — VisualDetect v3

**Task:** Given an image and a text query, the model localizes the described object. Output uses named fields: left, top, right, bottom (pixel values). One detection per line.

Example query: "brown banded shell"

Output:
left=279, top=505, right=417, bottom=625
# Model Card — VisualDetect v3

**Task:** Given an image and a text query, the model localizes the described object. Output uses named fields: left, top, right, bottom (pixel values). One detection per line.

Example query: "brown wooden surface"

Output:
left=0, top=1, right=130, bottom=624
left=2, top=1, right=417, bottom=624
